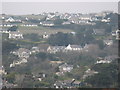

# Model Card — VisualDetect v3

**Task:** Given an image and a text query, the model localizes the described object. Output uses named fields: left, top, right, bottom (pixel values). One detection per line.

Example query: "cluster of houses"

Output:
left=0, top=11, right=113, bottom=27
left=8, top=40, right=116, bottom=67
left=8, top=31, right=24, bottom=39
left=32, top=72, right=46, bottom=82
left=1, top=16, right=38, bottom=27
left=0, top=30, right=24, bottom=40
left=41, top=11, right=111, bottom=26
left=47, top=44, right=84, bottom=54
left=54, top=79, right=82, bottom=88
left=95, top=55, right=118, bottom=64
left=82, top=69, right=98, bottom=80
left=56, top=63, right=73, bottom=76
left=81, top=55, right=118, bottom=80
left=10, top=48, right=31, bottom=67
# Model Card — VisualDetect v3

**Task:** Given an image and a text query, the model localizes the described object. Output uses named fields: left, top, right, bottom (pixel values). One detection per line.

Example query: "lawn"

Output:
left=18, top=26, right=73, bottom=35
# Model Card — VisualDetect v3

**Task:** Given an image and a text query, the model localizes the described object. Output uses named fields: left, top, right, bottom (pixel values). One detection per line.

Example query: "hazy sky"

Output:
left=2, top=2, right=118, bottom=15
left=2, top=0, right=120, bottom=2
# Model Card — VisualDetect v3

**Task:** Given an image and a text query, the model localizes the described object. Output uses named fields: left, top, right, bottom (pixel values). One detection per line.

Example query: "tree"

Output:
left=2, top=41, right=18, bottom=53
left=48, top=32, right=74, bottom=46
left=24, top=33, right=41, bottom=42
left=15, top=74, right=25, bottom=87
left=36, top=52, right=47, bottom=60
left=7, top=26, right=18, bottom=31
left=53, top=19, right=64, bottom=25
left=92, top=40, right=105, bottom=49
left=5, top=72, right=17, bottom=83
left=85, top=61, right=118, bottom=87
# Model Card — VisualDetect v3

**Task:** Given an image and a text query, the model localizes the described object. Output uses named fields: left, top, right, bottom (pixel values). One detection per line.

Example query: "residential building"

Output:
left=54, top=79, right=81, bottom=88
left=12, top=48, right=31, bottom=59
left=40, top=21, right=54, bottom=26
left=103, top=39, right=113, bottom=46
left=59, top=63, right=73, bottom=73
left=65, top=44, right=82, bottom=51
left=8, top=31, right=23, bottom=39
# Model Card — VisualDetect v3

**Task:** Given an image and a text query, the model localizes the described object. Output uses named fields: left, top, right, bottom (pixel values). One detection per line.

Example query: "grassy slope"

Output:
left=18, top=26, right=73, bottom=35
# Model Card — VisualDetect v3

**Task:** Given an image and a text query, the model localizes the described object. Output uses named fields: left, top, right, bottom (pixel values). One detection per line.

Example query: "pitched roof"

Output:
left=69, top=45, right=82, bottom=48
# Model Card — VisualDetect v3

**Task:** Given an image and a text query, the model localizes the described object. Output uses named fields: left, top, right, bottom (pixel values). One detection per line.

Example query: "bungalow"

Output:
left=62, top=21, right=71, bottom=25
left=96, top=60, right=111, bottom=64
left=95, top=56, right=117, bottom=64
left=80, top=15, right=92, bottom=21
left=20, top=24, right=37, bottom=27
left=40, top=21, right=54, bottom=26
left=101, top=19, right=110, bottom=22
left=8, top=31, right=23, bottom=39
left=65, top=44, right=82, bottom=51
left=0, top=30, right=9, bottom=33
left=50, top=61, right=63, bottom=65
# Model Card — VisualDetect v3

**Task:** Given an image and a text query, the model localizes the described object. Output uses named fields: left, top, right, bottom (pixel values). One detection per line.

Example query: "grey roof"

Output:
left=41, top=21, right=54, bottom=24
left=9, top=31, right=22, bottom=34
left=104, top=55, right=118, bottom=61
left=70, top=45, right=82, bottom=48
left=53, top=46, right=66, bottom=49
left=17, top=48, right=30, bottom=54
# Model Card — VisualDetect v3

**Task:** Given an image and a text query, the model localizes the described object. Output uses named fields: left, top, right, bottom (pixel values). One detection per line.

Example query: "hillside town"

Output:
left=1, top=11, right=119, bottom=88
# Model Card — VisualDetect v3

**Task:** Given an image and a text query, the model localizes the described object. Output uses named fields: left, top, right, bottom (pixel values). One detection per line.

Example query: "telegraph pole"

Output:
left=118, top=2, right=120, bottom=89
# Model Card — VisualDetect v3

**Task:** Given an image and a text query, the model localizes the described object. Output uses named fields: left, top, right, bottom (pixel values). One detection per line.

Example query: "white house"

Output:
left=40, top=21, right=54, bottom=26
left=65, top=44, right=82, bottom=51
left=116, top=30, right=120, bottom=40
left=9, top=31, right=23, bottom=39
left=0, top=66, right=7, bottom=75
left=96, top=60, right=111, bottom=64
left=10, top=58, right=28, bottom=67
left=43, top=34, right=49, bottom=39
left=5, top=17, right=15, bottom=22
left=103, top=40, right=113, bottom=46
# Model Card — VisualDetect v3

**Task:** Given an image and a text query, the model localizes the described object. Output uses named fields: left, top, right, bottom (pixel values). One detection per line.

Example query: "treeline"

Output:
left=84, top=60, right=118, bottom=88
left=48, top=32, right=105, bottom=49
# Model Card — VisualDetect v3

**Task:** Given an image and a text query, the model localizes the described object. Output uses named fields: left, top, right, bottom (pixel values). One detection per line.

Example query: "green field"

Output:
left=18, top=26, right=73, bottom=35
